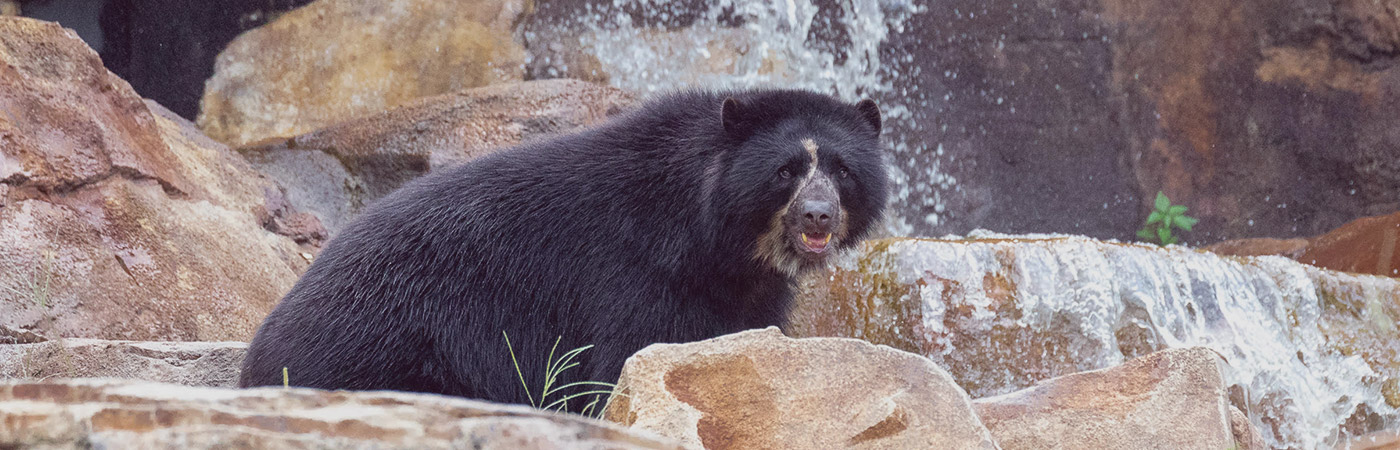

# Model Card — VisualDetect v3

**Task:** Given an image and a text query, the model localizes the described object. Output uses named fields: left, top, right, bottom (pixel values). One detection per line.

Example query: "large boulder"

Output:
left=239, top=79, right=635, bottom=233
left=603, top=327, right=998, bottom=449
left=972, top=347, right=1242, bottom=449
left=0, top=17, right=311, bottom=341
left=196, top=0, right=530, bottom=148
left=0, top=378, right=683, bottom=449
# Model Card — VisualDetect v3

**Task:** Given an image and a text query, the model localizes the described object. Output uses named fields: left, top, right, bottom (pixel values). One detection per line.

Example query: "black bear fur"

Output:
left=240, top=89, right=889, bottom=405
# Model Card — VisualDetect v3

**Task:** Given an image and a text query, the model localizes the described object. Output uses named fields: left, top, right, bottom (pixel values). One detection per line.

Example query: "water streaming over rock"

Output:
left=526, top=0, right=940, bottom=235
left=523, top=1, right=1398, bottom=447
left=791, top=235, right=1400, bottom=448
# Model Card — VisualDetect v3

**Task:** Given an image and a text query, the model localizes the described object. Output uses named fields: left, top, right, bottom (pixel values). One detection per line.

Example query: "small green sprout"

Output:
left=1137, top=191, right=1198, bottom=246
left=282, top=366, right=290, bottom=388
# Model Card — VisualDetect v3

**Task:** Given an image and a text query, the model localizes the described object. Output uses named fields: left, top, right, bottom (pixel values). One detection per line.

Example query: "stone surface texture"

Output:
left=239, top=79, right=635, bottom=233
left=522, top=0, right=1400, bottom=244
left=789, top=235, right=1400, bottom=447
left=1207, top=210, right=1400, bottom=277
left=0, top=378, right=684, bottom=449
left=0, top=339, right=247, bottom=388
left=603, top=327, right=998, bottom=450
left=972, top=347, right=1237, bottom=449
left=0, top=17, right=310, bottom=341
left=197, top=0, right=530, bottom=148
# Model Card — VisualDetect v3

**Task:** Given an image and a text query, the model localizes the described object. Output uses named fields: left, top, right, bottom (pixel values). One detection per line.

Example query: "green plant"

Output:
left=283, top=367, right=290, bottom=388
left=2, top=249, right=55, bottom=308
left=1137, top=191, right=1198, bottom=246
left=503, top=331, right=621, bottom=420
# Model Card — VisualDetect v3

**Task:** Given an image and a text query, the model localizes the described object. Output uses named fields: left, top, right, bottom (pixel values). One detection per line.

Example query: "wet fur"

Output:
left=239, top=89, right=888, bottom=404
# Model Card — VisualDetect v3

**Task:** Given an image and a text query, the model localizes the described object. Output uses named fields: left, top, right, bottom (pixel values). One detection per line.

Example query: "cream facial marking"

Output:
left=797, top=138, right=820, bottom=188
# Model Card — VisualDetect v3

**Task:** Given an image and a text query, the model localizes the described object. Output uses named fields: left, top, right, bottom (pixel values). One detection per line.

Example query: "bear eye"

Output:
left=778, top=168, right=793, bottom=179
left=838, top=167, right=850, bottom=179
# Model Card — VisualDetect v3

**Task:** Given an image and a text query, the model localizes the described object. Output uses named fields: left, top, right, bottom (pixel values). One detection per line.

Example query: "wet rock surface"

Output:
left=0, top=378, right=684, bottom=449
left=196, top=0, right=530, bottom=148
left=789, top=235, right=1400, bottom=448
left=0, top=17, right=310, bottom=341
left=972, top=347, right=1239, bottom=449
left=604, top=327, right=998, bottom=450
left=240, top=79, right=635, bottom=233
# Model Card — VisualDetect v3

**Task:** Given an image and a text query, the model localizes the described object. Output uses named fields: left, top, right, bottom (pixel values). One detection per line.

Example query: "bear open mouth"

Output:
left=800, top=232, right=832, bottom=253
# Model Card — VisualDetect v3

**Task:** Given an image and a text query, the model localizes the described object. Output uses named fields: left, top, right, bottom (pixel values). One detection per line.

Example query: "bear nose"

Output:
left=802, top=200, right=834, bottom=229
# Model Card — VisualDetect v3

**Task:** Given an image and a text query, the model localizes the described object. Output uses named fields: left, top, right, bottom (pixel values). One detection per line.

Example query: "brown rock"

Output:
left=1345, top=429, right=1400, bottom=450
left=603, top=327, right=998, bottom=450
left=973, top=347, right=1236, bottom=449
left=1203, top=237, right=1310, bottom=259
left=240, top=79, right=635, bottom=233
left=0, top=378, right=683, bottom=449
left=0, top=17, right=309, bottom=341
left=0, top=339, right=247, bottom=387
left=197, top=0, right=530, bottom=148
left=1230, top=406, right=1267, bottom=450
left=1206, top=211, right=1400, bottom=277
left=1299, top=210, right=1400, bottom=277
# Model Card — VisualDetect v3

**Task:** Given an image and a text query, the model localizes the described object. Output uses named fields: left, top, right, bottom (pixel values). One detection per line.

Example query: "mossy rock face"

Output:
left=789, top=235, right=1400, bottom=448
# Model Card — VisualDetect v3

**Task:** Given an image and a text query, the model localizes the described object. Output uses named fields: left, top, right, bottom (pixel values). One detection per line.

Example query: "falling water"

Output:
left=526, top=0, right=942, bottom=235
left=800, top=234, right=1399, bottom=448
left=525, top=1, right=1397, bottom=447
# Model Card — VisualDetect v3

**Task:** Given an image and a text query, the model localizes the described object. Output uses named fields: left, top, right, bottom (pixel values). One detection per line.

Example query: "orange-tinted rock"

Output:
left=1206, top=211, right=1400, bottom=277
left=1299, top=211, right=1400, bottom=277
left=604, top=328, right=998, bottom=449
left=0, top=379, right=683, bottom=449
left=240, top=79, right=635, bottom=233
left=0, top=17, right=310, bottom=341
left=197, top=0, right=530, bottom=148
left=973, top=347, right=1240, bottom=449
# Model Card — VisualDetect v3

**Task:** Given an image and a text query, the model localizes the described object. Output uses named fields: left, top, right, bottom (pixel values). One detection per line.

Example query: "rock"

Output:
left=197, top=0, right=530, bottom=148
left=1299, top=211, right=1400, bottom=277
left=1206, top=211, right=1400, bottom=277
left=98, top=0, right=315, bottom=119
left=0, top=1, right=16, bottom=16
left=1203, top=237, right=1310, bottom=259
left=521, top=0, right=1400, bottom=243
left=0, top=378, right=684, bottom=449
left=603, top=327, right=998, bottom=449
left=0, top=339, right=246, bottom=387
left=788, top=235, right=1400, bottom=448
left=240, top=79, right=635, bottom=233
left=0, top=17, right=310, bottom=341
left=972, top=347, right=1237, bottom=449
left=1230, top=406, right=1267, bottom=450
left=1344, top=429, right=1400, bottom=450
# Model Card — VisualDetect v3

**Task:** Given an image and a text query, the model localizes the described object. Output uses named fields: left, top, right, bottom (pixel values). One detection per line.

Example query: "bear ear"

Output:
left=721, top=97, right=747, bottom=134
left=855, top=99, right=881, bottom=133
